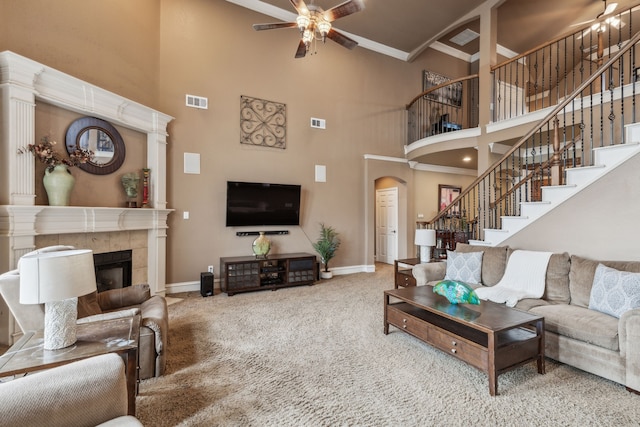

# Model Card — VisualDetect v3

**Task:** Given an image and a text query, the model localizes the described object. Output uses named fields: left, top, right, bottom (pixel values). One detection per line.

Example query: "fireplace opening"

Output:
left=93, top=250, right=132, bottom=293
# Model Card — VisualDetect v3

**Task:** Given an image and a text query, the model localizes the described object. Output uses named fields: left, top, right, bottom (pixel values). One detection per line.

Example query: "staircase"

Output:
left=472, top=132, right=640, bottom=246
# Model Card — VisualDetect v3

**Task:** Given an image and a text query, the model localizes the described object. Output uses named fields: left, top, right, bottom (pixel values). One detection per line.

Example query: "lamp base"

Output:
left=419, top=246, right=433, bottom=263
left=43, top=298, right=78, bottom=350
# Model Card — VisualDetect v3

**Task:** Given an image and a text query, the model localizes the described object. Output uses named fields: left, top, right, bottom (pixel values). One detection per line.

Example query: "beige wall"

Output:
left=1, top=0, right=472, bottom=284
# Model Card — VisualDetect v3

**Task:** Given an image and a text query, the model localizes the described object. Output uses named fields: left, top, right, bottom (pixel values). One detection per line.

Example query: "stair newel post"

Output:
left=551, top=117, right=562, bottom=186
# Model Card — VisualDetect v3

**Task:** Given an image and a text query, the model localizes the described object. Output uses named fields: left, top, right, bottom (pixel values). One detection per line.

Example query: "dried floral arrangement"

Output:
left=20, top=136, right=93, bottom=172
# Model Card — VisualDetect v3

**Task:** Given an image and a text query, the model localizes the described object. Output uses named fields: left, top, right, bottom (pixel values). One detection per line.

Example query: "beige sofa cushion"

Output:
left=543, top=252, right=571, bottom=304
left=455, top=243, right=508, bottom=286
left=530, top=304, right=620, bottom=351
left=570, top=256, right=640, bottom=308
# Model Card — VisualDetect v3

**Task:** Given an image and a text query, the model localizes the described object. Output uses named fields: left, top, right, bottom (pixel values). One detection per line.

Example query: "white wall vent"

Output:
left=310, top=118, right=326, bottom=129
left=186, top=94, right=208, bottom=109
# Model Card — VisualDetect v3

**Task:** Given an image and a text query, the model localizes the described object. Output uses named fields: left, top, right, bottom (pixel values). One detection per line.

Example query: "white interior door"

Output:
left=376, top=187, right=398, bottom=264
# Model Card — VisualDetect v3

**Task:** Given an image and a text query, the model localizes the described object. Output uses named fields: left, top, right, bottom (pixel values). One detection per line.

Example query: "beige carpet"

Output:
left=137, top=264, right=640, bottom=426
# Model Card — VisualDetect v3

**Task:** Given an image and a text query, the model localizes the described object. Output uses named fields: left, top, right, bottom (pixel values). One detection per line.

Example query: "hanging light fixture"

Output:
left=296, top=7, right=333, bottom=53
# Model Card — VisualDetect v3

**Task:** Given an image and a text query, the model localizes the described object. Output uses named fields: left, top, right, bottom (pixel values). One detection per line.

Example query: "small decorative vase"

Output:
left=43, top=164, right=75, bottom=206
left=320, top=270, right=333, bottom=280
left=252, top=232, right=271, bottom=258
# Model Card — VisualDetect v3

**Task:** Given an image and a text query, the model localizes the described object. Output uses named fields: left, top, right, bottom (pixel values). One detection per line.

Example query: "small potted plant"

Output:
left=312, top=223, right=341, bottom=279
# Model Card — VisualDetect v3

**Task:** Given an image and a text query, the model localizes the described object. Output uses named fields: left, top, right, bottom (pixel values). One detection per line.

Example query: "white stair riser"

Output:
left=625, top=123, right=640, bottom=143
left=594, top=144, right=640, bottom=165
left=520, top=202, right=551, bottom=218
left=541, top=186, right=576, bottom=203
left=565, top=166, right=604, bottom=186
left=483, top=229, right=509, bottom=245
left=500, top=217, right=529, bottom=233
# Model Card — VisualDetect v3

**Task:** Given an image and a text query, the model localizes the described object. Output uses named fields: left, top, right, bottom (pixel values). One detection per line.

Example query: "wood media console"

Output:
left=220, top=252, right=317, bottom=295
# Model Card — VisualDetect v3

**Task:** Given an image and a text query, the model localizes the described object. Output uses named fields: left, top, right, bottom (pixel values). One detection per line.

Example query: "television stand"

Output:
left=220, top=252, right=317, bottom=296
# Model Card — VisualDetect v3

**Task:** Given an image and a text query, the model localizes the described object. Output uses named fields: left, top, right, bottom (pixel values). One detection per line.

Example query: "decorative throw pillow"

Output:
left=444, top=250, right=483, bottom=285
left=589, top=264, right=640, bottom=318
left=433, top=280, right=480, bottom=305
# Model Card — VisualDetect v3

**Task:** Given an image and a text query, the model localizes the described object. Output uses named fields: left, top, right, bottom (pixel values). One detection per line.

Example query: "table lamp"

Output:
left=19, top=249, right=97, bottom=350
left=415, top=229, right=436, bottom=263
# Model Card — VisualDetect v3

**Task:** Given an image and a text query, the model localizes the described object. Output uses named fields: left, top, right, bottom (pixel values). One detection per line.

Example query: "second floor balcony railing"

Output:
left=493, top=4, right=640, bottom=122
left=406, top=75, right=479, bottom=144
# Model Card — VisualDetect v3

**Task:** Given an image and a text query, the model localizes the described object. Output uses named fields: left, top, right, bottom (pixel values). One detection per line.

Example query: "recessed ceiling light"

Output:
left=450, top=29, right=479, bottom=47
left=463, top=156, right=472, bottom=162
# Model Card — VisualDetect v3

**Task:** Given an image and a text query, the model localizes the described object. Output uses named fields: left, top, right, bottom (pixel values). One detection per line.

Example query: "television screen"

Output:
left=226, top=181, right=301, bottom=227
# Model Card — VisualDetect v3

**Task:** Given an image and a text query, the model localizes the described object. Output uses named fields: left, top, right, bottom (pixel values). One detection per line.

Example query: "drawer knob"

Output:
left=403, top=318, right=407, bottom=323
left=403, top=324, right=407, bottom=329
left=451, top=348, right=457, bottom=354
left=451, top=341, right=457, bottom=346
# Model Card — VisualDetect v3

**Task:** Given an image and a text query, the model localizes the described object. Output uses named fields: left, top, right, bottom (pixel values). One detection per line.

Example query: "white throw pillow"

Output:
left=444, top=250, right=483, bottom=285
left=589, top=264, right=640, bottom=318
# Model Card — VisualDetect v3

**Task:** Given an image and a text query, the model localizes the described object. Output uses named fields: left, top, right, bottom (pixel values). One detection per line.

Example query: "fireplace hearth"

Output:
left=94, top=250, right=132, bottom=293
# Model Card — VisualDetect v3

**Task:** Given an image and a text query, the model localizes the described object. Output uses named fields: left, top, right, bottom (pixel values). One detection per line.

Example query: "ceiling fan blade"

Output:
left=604, top=2, right=618, bottom=15
left=324, top=0, right=365, bottom=22
left=570, top=18, right=595, bottom=28
left=253, top=22, right=298, bottom=31
left=326, top=28, right=358, bottom=50
left=289, top=0, right=308, bottom=14
left=295, top=40, right=307, bottom=58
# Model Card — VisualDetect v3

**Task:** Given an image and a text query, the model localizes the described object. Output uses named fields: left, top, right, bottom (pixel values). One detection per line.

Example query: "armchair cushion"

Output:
left=0, top=353, right=142, bottom=426
left=78, top=291, right=103, bottom=318
left=97, top=284, right=151, bottom=311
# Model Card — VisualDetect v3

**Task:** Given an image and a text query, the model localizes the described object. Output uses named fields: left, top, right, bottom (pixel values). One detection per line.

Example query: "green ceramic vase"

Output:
left=43, top=164, right=75, bottom=206
left=252, top=232, right=271, bottom=258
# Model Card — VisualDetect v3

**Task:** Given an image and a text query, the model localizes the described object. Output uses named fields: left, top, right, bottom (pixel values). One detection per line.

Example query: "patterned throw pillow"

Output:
left=444, top=250, right=483, bottom=285
left=589, top=264, right=640, bottom=318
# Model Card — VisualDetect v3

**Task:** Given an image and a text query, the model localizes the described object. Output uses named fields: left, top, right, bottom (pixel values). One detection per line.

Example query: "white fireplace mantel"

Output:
left=0, top=51, right=174, bottom=297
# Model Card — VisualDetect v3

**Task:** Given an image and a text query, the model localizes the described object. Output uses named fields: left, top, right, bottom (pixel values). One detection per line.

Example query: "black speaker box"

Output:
left=200, top=272, right=214, bottom=297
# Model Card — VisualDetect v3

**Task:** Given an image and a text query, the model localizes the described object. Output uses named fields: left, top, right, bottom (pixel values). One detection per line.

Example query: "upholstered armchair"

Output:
left=0, top=353, right=143, bottom=426
left=0, top=246, right=169, bottom=380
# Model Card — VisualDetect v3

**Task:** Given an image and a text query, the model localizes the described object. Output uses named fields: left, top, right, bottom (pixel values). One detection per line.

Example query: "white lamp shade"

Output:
left=414, top=229, right=436, bottom=246
left=19, top=249, right=97, bottom=304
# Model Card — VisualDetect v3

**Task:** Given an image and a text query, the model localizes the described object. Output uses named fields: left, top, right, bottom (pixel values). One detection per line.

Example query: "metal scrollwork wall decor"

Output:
left=240, top=95, right=286, bottom=149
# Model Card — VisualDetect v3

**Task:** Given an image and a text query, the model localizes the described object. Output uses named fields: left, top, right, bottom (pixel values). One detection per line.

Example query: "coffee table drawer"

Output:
left=387, top=306, right=430, bottom=341
left=429, top=327, right=487, bottom=369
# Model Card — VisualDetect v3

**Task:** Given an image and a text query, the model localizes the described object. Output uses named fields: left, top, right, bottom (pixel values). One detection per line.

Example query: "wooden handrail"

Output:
left=406, top=74, right=479, bottom=109
left=488, top=137, right=580, bottom=210
left=424, top=29, right=640, bottom=227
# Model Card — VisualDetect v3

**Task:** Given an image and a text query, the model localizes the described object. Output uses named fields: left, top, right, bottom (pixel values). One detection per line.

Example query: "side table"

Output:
left=0, top=314, right=140, bottom=415
left=394, top=258, right=421, bottom=289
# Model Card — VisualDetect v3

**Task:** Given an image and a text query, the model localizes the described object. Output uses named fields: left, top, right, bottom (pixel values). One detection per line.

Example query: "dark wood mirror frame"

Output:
left=65, top=117, right=125, bottom=175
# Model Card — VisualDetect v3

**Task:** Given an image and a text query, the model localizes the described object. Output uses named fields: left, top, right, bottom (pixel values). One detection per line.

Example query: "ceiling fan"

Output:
left=573, top=1, right=622, bottom=64
left=253, top=0, right=365, bottom=58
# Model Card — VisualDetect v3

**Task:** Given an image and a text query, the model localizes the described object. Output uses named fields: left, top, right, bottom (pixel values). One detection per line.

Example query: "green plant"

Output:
left=312, top=223, right=341, bottom=272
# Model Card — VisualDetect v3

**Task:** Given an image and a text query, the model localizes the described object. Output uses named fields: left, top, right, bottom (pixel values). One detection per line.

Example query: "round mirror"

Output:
left=66, top=117, right=125, bottom=175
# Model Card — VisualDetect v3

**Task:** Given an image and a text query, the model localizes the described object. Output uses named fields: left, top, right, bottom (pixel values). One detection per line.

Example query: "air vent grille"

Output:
left=186, top=94, right=208, bottom=109
left=310, top=118, right=326, bottom=129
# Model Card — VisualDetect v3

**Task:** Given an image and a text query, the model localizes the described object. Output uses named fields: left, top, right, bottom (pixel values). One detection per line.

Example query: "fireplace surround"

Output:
left=0, top=51, right=174, bottom=345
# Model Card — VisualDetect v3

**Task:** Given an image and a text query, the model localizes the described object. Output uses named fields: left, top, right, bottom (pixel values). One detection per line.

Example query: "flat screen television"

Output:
left=226, top=181, right=301, bottom=227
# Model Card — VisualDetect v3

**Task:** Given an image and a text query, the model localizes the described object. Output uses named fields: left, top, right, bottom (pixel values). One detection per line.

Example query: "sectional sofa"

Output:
left=412, top=243, right=640, bottom=393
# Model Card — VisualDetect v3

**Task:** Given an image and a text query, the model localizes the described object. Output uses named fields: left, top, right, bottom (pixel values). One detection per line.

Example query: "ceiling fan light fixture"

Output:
left=296, top=15, right=310, bottom=33
left=302, top=28, right=314, bottom=47
left=317, top=20, right=332, bottom=42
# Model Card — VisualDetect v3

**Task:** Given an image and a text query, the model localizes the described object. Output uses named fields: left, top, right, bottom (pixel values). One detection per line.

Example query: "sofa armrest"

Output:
left=412, top=262, right=446, bottom=286
left=0, top=353, right=142, bottom=427
left=97, top=284, right=151, bottom=311
left=141, top=295, right=169, bottom=355
left=619, top=308, right=640, bottom=391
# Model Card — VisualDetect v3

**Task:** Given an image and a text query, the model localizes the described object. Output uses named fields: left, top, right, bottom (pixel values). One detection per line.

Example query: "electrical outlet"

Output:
left=207, top=265, right=214, bottom=274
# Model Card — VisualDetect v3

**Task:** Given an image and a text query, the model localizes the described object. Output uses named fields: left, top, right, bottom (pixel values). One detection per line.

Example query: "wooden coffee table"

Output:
left=0, top=315, right=140, bottom=414
left=384, top=286, right=544, bottom=396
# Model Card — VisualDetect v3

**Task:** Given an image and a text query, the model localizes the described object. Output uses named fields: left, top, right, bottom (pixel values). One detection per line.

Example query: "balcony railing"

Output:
left=492, top=4, right=640, bottom=122
left=406, top=75, right=479, bottom=144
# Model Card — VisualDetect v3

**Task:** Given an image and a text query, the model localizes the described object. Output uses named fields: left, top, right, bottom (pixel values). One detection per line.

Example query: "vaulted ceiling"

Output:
left=228, top=0, right=639, bottom=62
